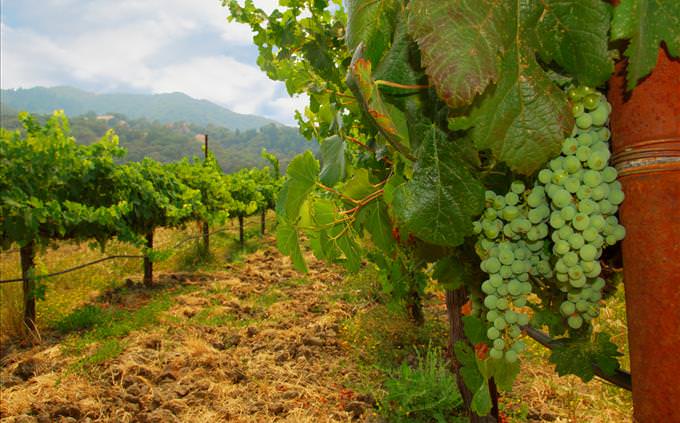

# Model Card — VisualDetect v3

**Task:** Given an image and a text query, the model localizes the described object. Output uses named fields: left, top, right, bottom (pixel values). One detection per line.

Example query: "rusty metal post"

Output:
left=608, top=48, right=680, bottom=423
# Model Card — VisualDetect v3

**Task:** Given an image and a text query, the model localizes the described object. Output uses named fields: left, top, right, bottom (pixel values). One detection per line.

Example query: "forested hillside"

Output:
left=1, top=86, right=276, bottom=130
left=0, top=108, right=315, bottom=172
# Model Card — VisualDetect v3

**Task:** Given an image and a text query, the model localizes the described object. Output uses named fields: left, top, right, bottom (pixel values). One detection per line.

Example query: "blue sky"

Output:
left=0, top=0, right=307, bottom=125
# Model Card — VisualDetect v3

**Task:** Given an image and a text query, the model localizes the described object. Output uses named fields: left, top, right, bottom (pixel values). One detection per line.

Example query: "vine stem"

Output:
left=343, top=135, right=371, bottom=151
left=374, top=80, right=430, bottom=90
left=316, top=182, right=360, bottom=204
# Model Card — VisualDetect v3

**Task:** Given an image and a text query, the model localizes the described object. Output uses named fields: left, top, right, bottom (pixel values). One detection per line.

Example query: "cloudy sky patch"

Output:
left=0, top=0, right=305, bottom=125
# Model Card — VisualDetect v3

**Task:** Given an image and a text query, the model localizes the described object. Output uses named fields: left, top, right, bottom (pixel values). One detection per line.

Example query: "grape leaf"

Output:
left=462, top=315, right=486, bottom=345
left=338, top=168, right=375, bottom=201
left=469, top=44, right=573, bottom=175
left=410, top=1, right=601, bottom=174
left=489, top=358, right=520, bottom=392
left=357, top=200, right=395, bottom=253
left=531, top=308, right=567, bottom=337
left=373, top=8, right=425, bottom=94
left=432, top=257, right=464, bottom=290
left=611, top=0, right=680, bottom=90
left=276, top=220, right=307, bottom=272
left=393, top=124, right=485, bottom=247
left=471, top=381, right=493, bottom=416
left=309, top=197, right=362, bottom=272
left=280, top=151, right=319, bottom=221
left=346, top=0, right=401, bottom=65
left=549, top=333, right=622, bottom=382
left=319, top=135, right=346, bottom=186
left=533, top=0, right=614, bottom=88
left=432, top=244, right=484, bottom=291
left=336, top=235, right=362, bottom=272
left=455, top=341, right=484, bottom=392
left=407, top=0, right=513, bottom=109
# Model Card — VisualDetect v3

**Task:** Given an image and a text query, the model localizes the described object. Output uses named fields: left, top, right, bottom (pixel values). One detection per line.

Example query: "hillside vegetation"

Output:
left=0, top=108, right=315, bottom=173
left=1, top=86, right=276, bottom=130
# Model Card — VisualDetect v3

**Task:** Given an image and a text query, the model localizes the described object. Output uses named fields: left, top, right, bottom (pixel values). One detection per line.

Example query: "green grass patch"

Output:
left=70, top=339, right=125, bottom=373
left=61, top=287, right=192, bottom=356
left=53, top=304, right=115, bottom=333
left=190, top=305, right=257, bottom=328
left=279, top=277, right=313, bottom=289
left=254, top=289, right=287, bottom=308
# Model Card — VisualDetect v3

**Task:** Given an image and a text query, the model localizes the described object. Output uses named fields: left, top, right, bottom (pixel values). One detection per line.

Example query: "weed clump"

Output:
left=380, top=345, right=465, bottom=423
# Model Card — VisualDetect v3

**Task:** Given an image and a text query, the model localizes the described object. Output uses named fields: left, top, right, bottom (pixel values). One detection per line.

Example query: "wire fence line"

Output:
left=0, top=226, right=238, bottom=284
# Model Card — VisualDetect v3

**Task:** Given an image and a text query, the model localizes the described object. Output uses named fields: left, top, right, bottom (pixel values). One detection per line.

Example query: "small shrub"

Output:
left=380, top=345, right=464, bottom=423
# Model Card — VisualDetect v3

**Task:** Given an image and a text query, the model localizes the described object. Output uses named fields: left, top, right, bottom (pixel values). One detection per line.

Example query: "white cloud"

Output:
left=0, top=23, right=69, bottom=88
left=0, top=0, right=304, bottom=125
left=267, top=94, right=309, bottom=126
left=149, top=56, right=278, bottom=115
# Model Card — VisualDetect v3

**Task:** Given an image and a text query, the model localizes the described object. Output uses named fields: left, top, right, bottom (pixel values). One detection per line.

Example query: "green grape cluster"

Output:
left=473, top=86, right=627, bottom=358
left=537, top=86, right=625, bottom=329
left=473, top=182, right=552, bottom=362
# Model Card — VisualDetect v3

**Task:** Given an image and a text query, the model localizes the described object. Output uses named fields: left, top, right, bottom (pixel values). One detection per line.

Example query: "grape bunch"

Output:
left=473, top=86, right=626, bottom=359
left=473, top=182, right=553, bottom=362
left=537, top=87, right=625, bottom=329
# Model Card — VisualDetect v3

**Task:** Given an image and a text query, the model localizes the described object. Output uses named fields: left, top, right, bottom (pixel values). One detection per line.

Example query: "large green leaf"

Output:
left=469, top=44, right=573, bottom=175
left=432, top=245, right=483, bottom=290
left=471, top=382, right=492, bottom=416
left=357, top=200, right=395, bottom=253
left=534, top=0, right=614, bottom=88
left=462, top=316, right=486, bottom=345
left=373, top=7, right=424, bottom=94
left=339, top=168, right=376, bottom=201
left=410, top=1, right=611, bottom=174
left=408, top=0, right=513, bottom=109
left=346, top=0, right=401, bottom=65
left=489, top=358, right=521, bottom=392
left=280, top=151, right=319, bottom=220
left=454, top=341, right=484, bottom=392
left=549, top=333, right=622, bottom=382
left=393, top=124, right=484, bottom=247
left=612, top=0, right=680, bottom=90
left=276, top=220, right=307, bottom=272
left=319, top=135, right=346, bottom=186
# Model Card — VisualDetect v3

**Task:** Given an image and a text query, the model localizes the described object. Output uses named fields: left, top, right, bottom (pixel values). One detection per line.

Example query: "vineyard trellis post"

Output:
left=19, top=241, right=37, bottom=332
left=608, top=47, right=680, bottom=422
left=261, top=209, right=266, bottom=235
left=238, top=215, right=245, bottom=248
left=202, top=133, right=210, bottom=252
left=143, top=230, right=154, bottom=286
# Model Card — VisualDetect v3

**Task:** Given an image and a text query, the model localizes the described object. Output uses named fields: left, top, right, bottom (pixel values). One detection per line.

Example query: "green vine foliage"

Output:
left=172, top=154, right=233, bottom=227
left=227, top=0, right=679, bottom=417
left=0, top=111, right=130, bottom=251
left=223, top=168, right=265, bottom=219
left=114, top=159, right=201, bottom=244
left=1, top=111, right=285, bottom=325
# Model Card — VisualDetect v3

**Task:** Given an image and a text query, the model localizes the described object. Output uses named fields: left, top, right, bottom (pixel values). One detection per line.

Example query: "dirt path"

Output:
left=0, top=241, right=378, bottom=422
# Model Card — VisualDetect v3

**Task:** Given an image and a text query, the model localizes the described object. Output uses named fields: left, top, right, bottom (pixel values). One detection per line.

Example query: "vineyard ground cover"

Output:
left=1, top=221, right=631, bottom=422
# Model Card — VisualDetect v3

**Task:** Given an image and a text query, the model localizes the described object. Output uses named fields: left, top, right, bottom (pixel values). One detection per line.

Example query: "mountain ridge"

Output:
left=0, top=86, right=279, bottom=130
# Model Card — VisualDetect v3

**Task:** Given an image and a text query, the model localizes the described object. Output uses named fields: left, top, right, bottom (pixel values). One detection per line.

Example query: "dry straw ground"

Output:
left=0, top=220, right=632, bottom=422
